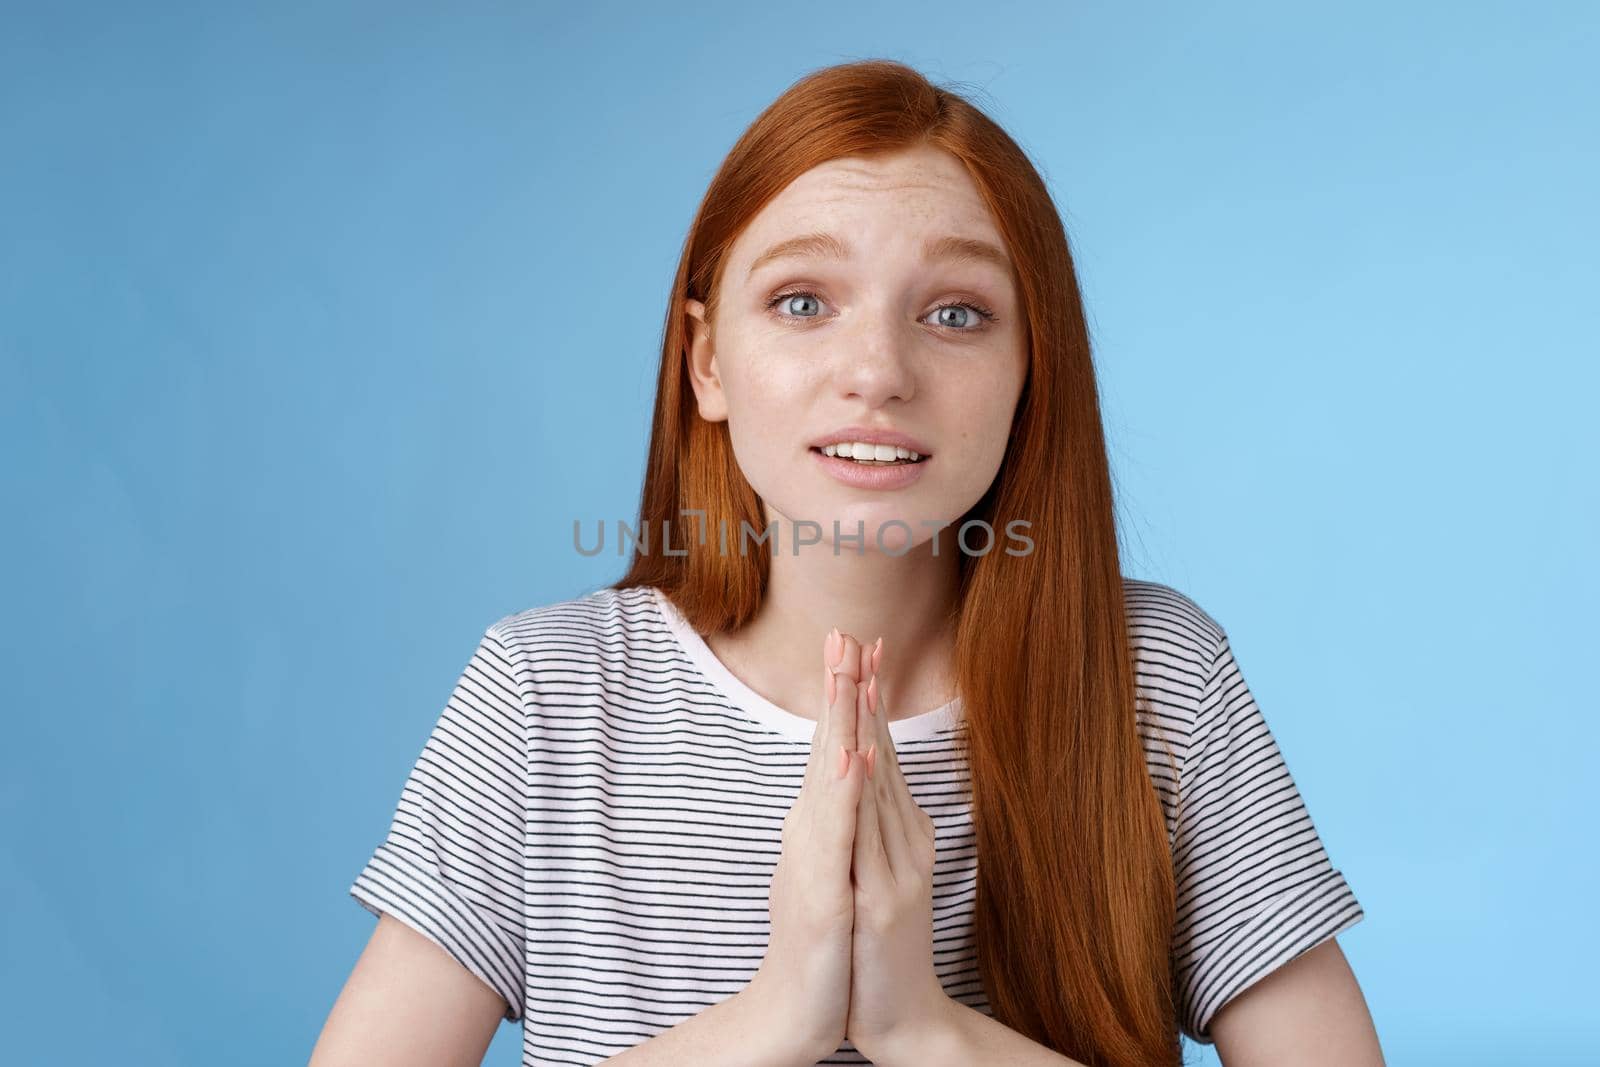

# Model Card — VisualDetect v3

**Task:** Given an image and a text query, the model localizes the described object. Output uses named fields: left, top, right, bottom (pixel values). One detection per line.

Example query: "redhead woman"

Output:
left=312, top=60, right=1384, bottom=1067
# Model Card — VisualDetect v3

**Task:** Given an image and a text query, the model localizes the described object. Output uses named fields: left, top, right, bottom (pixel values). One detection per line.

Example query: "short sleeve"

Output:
left=1170, top=629, right=1364, bottom=1044
left=349, top=622, right=527, bottom=1023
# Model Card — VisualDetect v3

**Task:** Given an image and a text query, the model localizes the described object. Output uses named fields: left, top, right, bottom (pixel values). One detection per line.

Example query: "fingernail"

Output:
left=866, top=743, right=877, bottom=779
left=867, top=672, right=878, bottom=715
left=872, top=636, right=883, bottom=674
left=827, top=627, right=842, bottom=667
left=836, top=743, right=850, bottom=779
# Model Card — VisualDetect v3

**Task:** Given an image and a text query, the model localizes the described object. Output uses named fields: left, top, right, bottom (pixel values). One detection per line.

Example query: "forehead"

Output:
left=733, top=146, right=1003, bottom=262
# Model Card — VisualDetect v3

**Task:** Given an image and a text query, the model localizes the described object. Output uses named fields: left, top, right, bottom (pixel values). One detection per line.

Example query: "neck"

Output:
left=706, top=511, right=962, bottom=723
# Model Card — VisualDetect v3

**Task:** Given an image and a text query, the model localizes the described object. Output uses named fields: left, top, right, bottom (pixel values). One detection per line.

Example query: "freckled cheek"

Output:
left=723, top=374, right=810, bottom=464
left=730, top=360, right=818, bottom=423
left=931, top=392, right=1015, bottom=478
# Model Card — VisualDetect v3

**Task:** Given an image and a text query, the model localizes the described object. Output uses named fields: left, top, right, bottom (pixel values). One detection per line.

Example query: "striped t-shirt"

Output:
left=349, top=579, right=1363, bottom=1065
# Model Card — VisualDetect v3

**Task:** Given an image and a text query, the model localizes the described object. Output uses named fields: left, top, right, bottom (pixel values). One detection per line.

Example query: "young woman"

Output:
left=313, top=60, right=1384, bottom=1067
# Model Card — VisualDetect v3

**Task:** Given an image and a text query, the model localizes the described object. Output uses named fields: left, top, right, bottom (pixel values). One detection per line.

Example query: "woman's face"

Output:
left=684, top=144, right=1028, bottom=556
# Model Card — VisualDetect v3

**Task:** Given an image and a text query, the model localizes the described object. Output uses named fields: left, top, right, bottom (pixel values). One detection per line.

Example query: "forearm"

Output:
left=597, top=987, right=813, bottom=1067
left=873, top=996, right=1087, bottom=1067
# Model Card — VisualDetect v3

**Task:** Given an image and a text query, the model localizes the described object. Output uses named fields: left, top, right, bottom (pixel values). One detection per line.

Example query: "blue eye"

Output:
left=932, top=305, right=982, bottom=329
left=769, top=291, right=823, bottom=319
left=764, top=289, right=999, bottom=331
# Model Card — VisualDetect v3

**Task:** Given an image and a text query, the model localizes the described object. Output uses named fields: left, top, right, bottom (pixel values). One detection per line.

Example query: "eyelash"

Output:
left=764, top=288, right=999, bottom=332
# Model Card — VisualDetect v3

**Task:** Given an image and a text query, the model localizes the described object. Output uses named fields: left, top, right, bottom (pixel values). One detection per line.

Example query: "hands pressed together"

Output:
left=747, top=628, right=952, bottom=1064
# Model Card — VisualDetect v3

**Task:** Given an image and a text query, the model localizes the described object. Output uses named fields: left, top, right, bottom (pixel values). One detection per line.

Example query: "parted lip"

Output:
left=809, top=425, right=932, bottom=455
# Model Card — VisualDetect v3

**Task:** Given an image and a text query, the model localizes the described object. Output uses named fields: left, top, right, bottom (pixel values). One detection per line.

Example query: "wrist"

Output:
left=866, top=994, right=966, bottom=1066
left=734, top=976, right=836, bottom=1067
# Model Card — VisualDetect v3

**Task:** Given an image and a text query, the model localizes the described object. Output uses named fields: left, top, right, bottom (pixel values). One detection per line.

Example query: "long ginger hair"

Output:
left=612, top=59, right=1180, bottom=1066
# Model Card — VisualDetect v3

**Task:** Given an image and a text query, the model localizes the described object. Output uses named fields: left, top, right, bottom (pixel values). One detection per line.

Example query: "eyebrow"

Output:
left=745, top=230, right=1014, bottom=280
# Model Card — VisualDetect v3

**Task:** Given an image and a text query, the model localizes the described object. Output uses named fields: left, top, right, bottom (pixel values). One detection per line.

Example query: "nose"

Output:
left=832, top=302, right=917, bottom=405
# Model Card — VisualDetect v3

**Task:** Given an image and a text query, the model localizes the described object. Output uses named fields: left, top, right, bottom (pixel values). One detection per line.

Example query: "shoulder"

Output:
left=1122, top=578, right=1228, bottom=826
left=482, top=583, right=670, bottom=680
left=1122, top=576, right=1225, bottom=688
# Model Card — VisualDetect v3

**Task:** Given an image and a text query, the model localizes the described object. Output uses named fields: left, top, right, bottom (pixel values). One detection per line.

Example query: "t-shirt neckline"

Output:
left=647, top=585, right=963, bottom=744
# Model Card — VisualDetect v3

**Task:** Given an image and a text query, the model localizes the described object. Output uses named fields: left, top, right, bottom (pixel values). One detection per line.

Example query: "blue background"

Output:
left=4, top=3, right=1595, bottom=1064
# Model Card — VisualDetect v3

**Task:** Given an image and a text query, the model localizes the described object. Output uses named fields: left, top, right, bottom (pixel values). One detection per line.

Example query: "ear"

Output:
left=683, top=297, right=729, bottom=422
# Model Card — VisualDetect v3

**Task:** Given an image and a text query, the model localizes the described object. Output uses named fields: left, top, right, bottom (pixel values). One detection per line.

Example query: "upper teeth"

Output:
left=821, top=442, right=922, bottom=461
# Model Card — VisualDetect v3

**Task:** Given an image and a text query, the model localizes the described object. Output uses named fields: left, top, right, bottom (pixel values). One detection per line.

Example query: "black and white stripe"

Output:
left=350, top=579, right=1362, bottom=1063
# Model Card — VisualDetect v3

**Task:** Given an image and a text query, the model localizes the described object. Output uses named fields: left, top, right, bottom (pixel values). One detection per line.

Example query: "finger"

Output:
left=852, top=741, right=893, bottom=889
left=865, top=655, right=906, bottom=788
left=871, top=733, right=916, bottom=877
left=810, top=629, right=858, bottom=777
left=823, top=746, right=867, bottom=883
left=858, top=657, right=894, bottom=807
left=830, top=632, right=862, bottom=755
left=808, top=627, right=843, bottom=783
left=867, top=653, right=925, bottom=856
left=837, top=631, right=863, bottom=684
left=857, top=654, right=874, bottom=756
